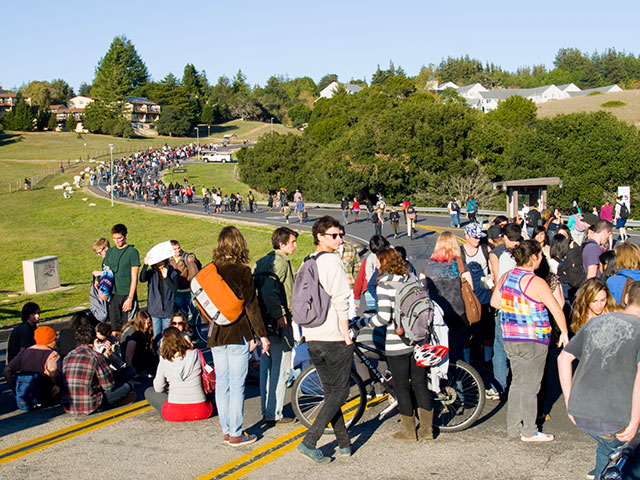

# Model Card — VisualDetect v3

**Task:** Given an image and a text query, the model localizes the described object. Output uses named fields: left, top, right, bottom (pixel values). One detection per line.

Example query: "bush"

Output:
left=601, top=100, right=626, bottom=108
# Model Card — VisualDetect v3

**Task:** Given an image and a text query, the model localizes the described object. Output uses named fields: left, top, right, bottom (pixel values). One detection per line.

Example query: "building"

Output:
left=567, top=84, right=623, bottom=97
left=67, top=96, right=96, bottom=109
left=318, top=81, right=363, bottom=99
left=0, top=89, right=31, bottom=114
left=473, top=85, right=570, bottom=112
left=557, top=83, right=581, bottom=93
left=125, top=97, right=161, bottom=135
left=437, top=81, right=459, bottom=92
left=456, top=83, right=488, bottom=100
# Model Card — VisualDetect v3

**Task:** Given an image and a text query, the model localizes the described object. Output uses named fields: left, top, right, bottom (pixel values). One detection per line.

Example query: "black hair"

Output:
left=312, top=216, right=342, bottom=245
left=493, top=215, right=508, bottom=225
left=509, top=239, right=542, bottom=267
left=111, top=224, right=128, bottom=236
left=369, top=235, right=390, bottom=254
left=502, top=223, right=523, bottom=242
left=550, top=234, right=569, bottom=262
left=22, top=302, right=40, bottom=322
left=75, top=324, right=96, bottom=345
left=599, top=250, right=618, bottom=281
left=272, top=227, right=298, bottom=250
left=532, top=226, right=549, bottom=245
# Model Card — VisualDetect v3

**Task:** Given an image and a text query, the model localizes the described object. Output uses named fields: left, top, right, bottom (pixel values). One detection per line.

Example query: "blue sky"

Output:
left=4, top=0, right=640, bottom=92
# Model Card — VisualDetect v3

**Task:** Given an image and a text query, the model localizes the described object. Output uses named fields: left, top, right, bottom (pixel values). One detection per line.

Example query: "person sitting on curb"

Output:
left=61, top=324, right=136, bottom=415
left=4, top=326, right=61, bottom=410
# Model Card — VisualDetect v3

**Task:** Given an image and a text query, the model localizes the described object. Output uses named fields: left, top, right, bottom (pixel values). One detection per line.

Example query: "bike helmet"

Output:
left=413, top=344, right=449, bottom=367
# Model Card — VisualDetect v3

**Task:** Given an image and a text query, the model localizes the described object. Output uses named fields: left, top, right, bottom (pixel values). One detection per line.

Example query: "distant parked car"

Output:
left=202, top=152, right=232, bottom=163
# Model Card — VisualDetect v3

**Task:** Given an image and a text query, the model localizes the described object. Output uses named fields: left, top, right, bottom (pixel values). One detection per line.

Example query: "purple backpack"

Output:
left=291, top=253, right=331, bottom=328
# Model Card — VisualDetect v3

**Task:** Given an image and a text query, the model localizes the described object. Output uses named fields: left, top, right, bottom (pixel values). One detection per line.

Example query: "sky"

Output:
left=4, top=0, right=640, bottom=92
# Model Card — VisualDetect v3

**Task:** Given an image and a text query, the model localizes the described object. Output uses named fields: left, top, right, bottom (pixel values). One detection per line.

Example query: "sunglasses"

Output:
left=324, top=233, right=345, bottom=239
left=171, top=322, right=185, bottom=326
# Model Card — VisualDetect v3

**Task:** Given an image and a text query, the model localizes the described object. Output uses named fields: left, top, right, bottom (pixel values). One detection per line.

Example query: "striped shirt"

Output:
left=500, top=268, right=551, bottom=345
left=368, top=273, right=413, bottom=356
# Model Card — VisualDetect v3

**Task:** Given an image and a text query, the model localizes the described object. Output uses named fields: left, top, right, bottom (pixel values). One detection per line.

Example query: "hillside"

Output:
left=537, top=90, right=640, bottom=127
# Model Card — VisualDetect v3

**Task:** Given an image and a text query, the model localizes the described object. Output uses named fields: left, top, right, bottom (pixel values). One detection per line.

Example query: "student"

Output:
left=7, top=302, right=40, bottom=363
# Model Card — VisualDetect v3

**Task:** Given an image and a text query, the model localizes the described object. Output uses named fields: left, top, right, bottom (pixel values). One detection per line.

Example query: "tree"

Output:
left=47, top=112, right=58, bottom=131
left=3, top=93, right=34, bottom=131
left=91, top=35, right=149, bottom=101
left=317, top=73, right=338, bottom=92
left=155, top=105, right=191, bottom=136
left=78, top=82, right=92, bottom=97
left=36, top=107, right=51, bottom=130
left=66, top=114, right=78, bottom=131
left=287, top=102, right=311, bottom=128
left=488, top=95, right=537, bottom=128
left=49, top=79, right=74, bottom=104
left=21, top=81, right=52, bottom=107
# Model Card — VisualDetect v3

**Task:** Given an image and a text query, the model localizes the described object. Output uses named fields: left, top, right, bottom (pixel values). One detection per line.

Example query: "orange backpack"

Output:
left=191, top=263, right=244, bottom=326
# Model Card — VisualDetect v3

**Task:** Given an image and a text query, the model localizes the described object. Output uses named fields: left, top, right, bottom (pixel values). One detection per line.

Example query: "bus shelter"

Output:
left=492, top=177, right=563, bottom=219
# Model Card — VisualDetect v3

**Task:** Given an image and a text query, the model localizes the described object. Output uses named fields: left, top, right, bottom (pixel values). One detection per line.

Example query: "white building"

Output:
left=473, top=85, right=570, bottom=112
left=437, top=81, right=459, bottom=92
left=557, top=83, right=581, bottom=93
left=67, top=96, right=96, bottom=109
left=456, top=83, right=488, bottom=100
left=567, top=84, right=623, bottom=97
left=318, top=81, right=363, bottom=99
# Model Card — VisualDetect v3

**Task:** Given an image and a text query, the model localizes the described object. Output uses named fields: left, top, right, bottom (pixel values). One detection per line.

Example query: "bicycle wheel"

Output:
left=193, top=312, right=210, bottom=344
left=433, top=360, right=485, bottom=432
left=291, top=365, right=367, bottom=435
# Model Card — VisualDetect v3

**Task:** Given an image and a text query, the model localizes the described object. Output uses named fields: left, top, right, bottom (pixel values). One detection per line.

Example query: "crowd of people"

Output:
left=4, top=192, right=640, bottom=477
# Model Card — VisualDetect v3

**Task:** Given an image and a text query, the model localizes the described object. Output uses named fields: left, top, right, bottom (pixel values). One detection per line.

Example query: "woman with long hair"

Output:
left=139, top=258, right=179, bottom=341
left=121, top=310, right=158, bottom=376
left=358, top=247, right=436, bottom=441
left=419, top=231, right=472, bottom=361
left=208, top=226, right=269, bottom=447
left=491, top=240, right=569, bottom=442
left=571, top=278, right=618, bottom=334
left=606, top=242, right=640, bottom=305
left=144, top=327, right=212, bottom=421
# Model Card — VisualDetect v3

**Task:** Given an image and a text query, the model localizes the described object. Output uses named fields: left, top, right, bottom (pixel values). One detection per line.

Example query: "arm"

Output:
left=3, top=366, right=14, bottom=393
left=586, top=264, right=599, bottom=280
left=95, top=355, right=115, bottom=392
left=527, top=276, right=570, bottom=347
left=125, top=339, right=137, bottom=366
left=617, top=362, right=640, bottom=442
left=488, top=253, right=499, bottom=281
left=241, top=267, right=269, bottom=351
left=123, top=265, right=140, bottom=312
left=368, top=282, right=395, bottom=328
left=153, top=359, right=168, bottom=393
left=490, top=273, right=507, bottom=309
left=185, top=254, right=199, bottom=281
left=557, top=349, right=577, bottom=425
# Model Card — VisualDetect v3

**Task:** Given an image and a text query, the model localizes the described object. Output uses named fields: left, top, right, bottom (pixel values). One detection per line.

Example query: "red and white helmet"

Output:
left=413, top=344, right=449, bottom=367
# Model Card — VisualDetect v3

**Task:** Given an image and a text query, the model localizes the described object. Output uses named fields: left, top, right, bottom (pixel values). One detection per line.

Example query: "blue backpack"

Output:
left=14, top=372, right=45, bottom=411
left=291, top=253, right=331, bottom=328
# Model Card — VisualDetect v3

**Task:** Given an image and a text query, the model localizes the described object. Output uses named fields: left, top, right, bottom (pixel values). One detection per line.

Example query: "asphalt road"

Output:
left=0, top=187, right=608, bottom=479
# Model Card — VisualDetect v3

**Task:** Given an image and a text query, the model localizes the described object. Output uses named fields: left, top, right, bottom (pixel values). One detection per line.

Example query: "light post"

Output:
left=195, top=126, right=200, bottom=161
left=270, top=117, right=273, bottom=135
left=207, top=124, right=211, bottom=138
left=109, top=143, right=114, bottom=207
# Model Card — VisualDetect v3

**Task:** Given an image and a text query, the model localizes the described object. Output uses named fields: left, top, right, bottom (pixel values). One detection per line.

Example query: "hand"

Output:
left=103, top=340, right=113, bottom=356
left=557, top=332, right=570, bottom=348
left=144, top=256, right=150, bottom=266
left=344, top=332, right=353, bottom=346
left=260, top=336, right=270, bottom=354
left=122, top=297, right=133, bottom=312
left=616, top=423, right=639, bottom=442
left=276, top=316, right=288, bottom=329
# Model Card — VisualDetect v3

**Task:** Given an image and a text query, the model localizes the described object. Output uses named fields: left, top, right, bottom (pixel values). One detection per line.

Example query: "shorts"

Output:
left=616, top=218, right=627, bottom=229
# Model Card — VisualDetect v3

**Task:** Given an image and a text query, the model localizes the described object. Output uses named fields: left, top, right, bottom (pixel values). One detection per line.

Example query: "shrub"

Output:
left=601, top=100, right=626, bottom=108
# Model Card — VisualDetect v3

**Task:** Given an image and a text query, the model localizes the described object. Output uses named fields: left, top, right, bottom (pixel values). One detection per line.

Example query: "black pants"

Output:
left=108, top=294, right=137, bottom=332
left=303, top=341, right=354, bottom=449
left=386, top=353, right=432, bottom=416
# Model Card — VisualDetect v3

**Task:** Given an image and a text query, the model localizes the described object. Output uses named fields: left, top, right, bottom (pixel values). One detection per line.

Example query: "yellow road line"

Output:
left=417, top=224, right=466, bottom=243
left=0, top=401, right=152, bottom=465
left=198, top=395, right=368, bottom=480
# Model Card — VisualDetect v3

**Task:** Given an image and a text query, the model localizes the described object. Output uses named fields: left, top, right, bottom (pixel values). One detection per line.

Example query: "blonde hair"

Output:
left=571, top=278, right=618, bottom=333
left=614, top=242, right=640, bottom=270
left=430, top=231, right=461, bottom=263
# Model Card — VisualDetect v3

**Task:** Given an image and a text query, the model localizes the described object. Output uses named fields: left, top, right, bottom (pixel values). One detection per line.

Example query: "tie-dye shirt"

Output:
left=500, top=268, right=551, bottom=345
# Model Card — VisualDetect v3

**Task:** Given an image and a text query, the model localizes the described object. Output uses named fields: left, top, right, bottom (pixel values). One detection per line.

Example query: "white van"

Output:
left=202, top=152, right=232, bottom=163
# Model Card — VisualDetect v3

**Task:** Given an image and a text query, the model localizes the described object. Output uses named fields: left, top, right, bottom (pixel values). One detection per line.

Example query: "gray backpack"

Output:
left=393, top=275, right=434, bottom=346
left=291, top=253, right=331, bottom=328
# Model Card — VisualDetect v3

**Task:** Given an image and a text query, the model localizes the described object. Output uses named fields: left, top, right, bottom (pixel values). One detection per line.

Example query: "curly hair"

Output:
left=377, top=247, right=409, bottom=276
left=159, top=327, right=193, bottom=360
left=571, top=278, right=618, bottom=333
left=212, top=226, right=249, bottom=265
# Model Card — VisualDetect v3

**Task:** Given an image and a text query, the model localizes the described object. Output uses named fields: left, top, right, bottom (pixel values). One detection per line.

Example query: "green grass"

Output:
left=163, top=163, right=266, bottom=200
left=0, top=170, right=313, bottom=327
left=203, top=119, right=298, bottom=142
left=601, top=100, right=627, bottom=108
left=586, top=91, right=604, bottom=96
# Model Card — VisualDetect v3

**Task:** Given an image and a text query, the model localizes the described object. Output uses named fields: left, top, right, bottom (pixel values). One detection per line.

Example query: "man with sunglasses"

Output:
left=254, top=227, right=298, bottom=427
left=297, top=216, right=353, bottom=464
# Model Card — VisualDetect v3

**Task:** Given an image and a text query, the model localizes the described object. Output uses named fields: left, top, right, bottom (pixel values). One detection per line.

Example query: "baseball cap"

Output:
left=465, top=223, right=487, bottom=239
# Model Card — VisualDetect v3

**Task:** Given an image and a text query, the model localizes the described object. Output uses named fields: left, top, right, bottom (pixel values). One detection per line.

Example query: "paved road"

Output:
left=0, top=186, right=604, bottom=479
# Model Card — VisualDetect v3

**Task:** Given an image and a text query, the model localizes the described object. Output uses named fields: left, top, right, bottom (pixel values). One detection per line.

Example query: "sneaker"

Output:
left=296, top=442, right=331, bottom=464
left=585, top=468, right=595, bottom=480
left=337, top=446, right=351, bottom=457
left=223, top=434, right=230, bottom=445
left=521, top=432, right=554, bottom=442
left=485, top=388, right=501, bottom=400
left=228, top=432, right=257, bottom=447
left=113, top=392, right=136, bottom=408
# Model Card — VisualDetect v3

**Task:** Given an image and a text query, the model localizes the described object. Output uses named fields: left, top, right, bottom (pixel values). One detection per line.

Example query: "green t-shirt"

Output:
left=103, top=244, right=141, bottom=296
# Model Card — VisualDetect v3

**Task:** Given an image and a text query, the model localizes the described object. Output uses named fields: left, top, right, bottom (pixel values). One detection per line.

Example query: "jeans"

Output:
left=260, top=334, right=293, bottom=421
left=587, top=431, right=640, bottom=479
left=102, top=382, right=132, bottom=408
left=503, top=341, right=548, bottom=438
left=174, top=290, right=192, bottom=318
left=386, top=353, right=432, bottom=416
left=144, top=386, right=167, bottom=414
left=374, top=222, right=382, bottom=237
left=492, top=313, right=508, bottom=392
left=303, top=341, right=354, bottom=449
left=212, top=341, right=250, bottom=437
left=342, top=209, right=349, bottom=224
left=407, top=218, right=415, bottom=237
left=151, top=316, right=171, bottom=340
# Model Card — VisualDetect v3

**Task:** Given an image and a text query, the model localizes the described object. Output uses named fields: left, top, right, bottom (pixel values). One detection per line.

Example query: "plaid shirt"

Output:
left=62, top=345, right=115, bottom=414
left=338, top=242, right=363, bottom=289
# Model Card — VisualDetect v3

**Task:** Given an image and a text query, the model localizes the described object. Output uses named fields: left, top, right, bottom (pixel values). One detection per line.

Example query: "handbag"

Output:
left=197, top=348, right=216, bottom=393
left=456, top=257, right=482, bottom=325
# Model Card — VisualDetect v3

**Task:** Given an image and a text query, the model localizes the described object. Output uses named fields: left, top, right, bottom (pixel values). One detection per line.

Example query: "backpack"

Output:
left=249, top=194, right=254, bottom=201
left=190, top=263, right=244, bottom=326
left=390, top=211, right=400, bottom=222
left=291, top=253, right=332, bottom=328
left=371, top=212, right=379, bottom=223
left=253, top=270, right=287, bottom=335
left=183, top=252, right=202, bottom=272
left=557, top=244, right=587, bottom=289
left=620, top=203, right=630, bottom=219
left=14, top=372, right=46, bottom=411
left=392, top=276, right=435, bottom=346
left=89, top=282, right=108, bottom=323
left=451, top=202, right=460, bottom=212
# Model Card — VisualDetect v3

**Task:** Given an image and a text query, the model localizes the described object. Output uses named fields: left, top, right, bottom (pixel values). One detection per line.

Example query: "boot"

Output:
left=392, top=414, right=417, bottom=441
left=417, top=408, right=434, bottom=440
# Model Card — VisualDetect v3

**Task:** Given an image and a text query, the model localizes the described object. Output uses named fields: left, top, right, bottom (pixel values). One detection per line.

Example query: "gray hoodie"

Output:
left=153, top=349, right=206, bottom=404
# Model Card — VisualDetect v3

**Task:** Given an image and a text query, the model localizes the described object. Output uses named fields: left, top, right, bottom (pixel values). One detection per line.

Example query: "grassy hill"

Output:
left=537, top=90, right=640, bottom=127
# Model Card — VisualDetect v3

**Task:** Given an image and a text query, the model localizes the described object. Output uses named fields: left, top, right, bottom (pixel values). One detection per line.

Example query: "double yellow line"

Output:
left=0, top=401, right=152, bottom=465
left=417, top=224, right=466, bottom=244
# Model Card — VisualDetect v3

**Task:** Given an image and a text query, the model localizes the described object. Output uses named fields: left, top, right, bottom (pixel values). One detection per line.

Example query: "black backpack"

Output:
left=371, top=213, right=379, bottom=223
left=183, top=252, right=203, bottom=272
left=451, top=202, right=460, bottom=212
left=557, top=244, right=586, bottom=289
left=620, top=203, right=630, bottom=219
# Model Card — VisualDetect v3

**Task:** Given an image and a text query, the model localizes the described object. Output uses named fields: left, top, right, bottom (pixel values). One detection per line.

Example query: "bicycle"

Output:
left=192, top=310, right=211, bottom=344
left=600, top=434, right=640, bottom=480
left=291, top=339, right=485, bottom=434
